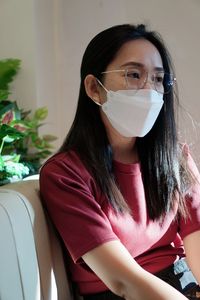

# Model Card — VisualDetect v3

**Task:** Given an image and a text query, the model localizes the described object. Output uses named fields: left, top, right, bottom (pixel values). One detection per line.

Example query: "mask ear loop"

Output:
left=90, top=78, right=108, bottom=106
left=96, top=78, right=109, bottom=92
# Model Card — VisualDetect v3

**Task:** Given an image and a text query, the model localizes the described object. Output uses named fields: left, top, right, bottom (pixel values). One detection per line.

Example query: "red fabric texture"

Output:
left=39, top=149, right=200, bottom=295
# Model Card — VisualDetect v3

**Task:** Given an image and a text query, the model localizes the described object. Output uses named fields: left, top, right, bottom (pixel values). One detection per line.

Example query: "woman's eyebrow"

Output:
left=120, top=61, right=164, bottom=71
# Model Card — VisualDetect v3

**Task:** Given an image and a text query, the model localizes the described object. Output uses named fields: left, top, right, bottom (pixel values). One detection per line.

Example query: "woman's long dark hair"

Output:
left=60, top=24, right=189, bottom=220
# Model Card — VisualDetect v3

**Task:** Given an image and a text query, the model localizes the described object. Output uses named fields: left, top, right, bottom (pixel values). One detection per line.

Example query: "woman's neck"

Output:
left=109, top=134, right=138, bottom=164
left=101, top=111, right=138, bottom=163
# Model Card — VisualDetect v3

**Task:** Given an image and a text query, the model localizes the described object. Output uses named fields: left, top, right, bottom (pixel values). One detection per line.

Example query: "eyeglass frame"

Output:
left=101, top=68, right=176, bottom=94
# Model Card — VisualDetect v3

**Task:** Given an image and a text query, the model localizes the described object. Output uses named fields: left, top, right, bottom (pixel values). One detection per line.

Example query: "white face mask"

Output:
left=97, top=84, right=164, bottom=137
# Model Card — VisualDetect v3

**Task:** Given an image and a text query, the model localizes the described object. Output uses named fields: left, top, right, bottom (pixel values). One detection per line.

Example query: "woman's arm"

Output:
left=82, top=240, right=188, bottom=300
left=184, top=230, right=200, bottom=285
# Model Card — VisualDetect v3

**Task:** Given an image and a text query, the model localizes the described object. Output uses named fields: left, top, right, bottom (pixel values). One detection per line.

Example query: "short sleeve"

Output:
left=178, top=144, right=200, bottom=239
left=39, top=153, right=118, bottom=263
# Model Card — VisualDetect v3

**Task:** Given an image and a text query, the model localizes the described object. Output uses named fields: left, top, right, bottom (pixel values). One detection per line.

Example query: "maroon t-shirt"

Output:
left=40, top=147, right=200, bottom=295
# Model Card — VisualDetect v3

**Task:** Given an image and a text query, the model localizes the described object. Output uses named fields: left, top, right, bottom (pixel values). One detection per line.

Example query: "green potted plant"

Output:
left=0, top=58, right=56, bottom=185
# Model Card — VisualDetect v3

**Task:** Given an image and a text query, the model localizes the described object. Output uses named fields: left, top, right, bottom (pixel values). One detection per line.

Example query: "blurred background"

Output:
left=0, top=0, right=199, bottom=164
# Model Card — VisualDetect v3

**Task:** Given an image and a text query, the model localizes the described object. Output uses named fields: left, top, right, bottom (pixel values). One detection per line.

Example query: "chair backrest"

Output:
left=0, top=179, right=81, bottom=300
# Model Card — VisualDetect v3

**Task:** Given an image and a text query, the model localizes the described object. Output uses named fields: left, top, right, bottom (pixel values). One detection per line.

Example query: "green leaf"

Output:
left=0, top=124, right=24, bottom=140
left=34, top=107, right=48, bottom=121
left=0, top=90, right=10, bottom=101
left=33, top=149, right=52, bottom=159
left=0, top=156, right=4, bottom=170
left=0, top=59, right=21, bottom=90
left=11, top=121, right=30, bottom=133
left=2, top=154, right=20, bottom=162
left=0, top=101, right=18, bottom=118
left=13, top=154, right=21, bottom=163
left=32, top=137, right=46, bottom=149
left=3, top=135, right=15, bottom=143
left=20, top=109, right=31, bottom=120
left=0, top=58, right=57, bottom=182
left=42, top=134, right=57, bottom=142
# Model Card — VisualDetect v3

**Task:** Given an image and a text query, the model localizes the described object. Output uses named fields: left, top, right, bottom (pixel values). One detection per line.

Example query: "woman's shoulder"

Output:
left=40, top=150, right=91, bottom=180
left=41, top=150, right=78, bottom=167
left=42, top=150, right=78, bottom=164
left=39, top=150, right=102, bottom=203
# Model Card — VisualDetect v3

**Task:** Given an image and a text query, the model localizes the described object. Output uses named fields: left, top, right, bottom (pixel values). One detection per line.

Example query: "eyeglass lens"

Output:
left=125, top=68, right=174, bottom=94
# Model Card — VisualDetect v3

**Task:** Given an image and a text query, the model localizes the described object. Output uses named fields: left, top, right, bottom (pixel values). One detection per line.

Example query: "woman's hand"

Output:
left=184, top=229, right=200, bottom=285
left=82, top=240, right=188, bottom=300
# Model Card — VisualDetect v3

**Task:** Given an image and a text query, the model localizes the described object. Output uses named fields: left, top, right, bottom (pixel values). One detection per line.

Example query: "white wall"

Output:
left=125, top=0, right=200, bottom=159
left=0, top=0, right=199, bottom=162
left=0, top=0, right=37, bottom=111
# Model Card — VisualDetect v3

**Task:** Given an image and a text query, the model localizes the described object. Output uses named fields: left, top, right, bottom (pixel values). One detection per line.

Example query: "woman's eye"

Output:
left=127, top=70, right=141, bottom=79
left=155, top=75, right=164, bottom=83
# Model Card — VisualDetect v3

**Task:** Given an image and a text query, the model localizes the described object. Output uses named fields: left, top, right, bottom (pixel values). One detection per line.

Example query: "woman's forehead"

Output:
left=108, top=39, right=163, bottom=70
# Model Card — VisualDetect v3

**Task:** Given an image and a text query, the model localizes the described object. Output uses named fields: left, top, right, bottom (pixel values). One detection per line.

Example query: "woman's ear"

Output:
left=84, top=74, right=102, bottom=105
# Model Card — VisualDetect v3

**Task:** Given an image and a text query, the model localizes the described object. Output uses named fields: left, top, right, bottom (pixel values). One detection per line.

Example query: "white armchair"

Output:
left=0, top=178, right=81, bottom=300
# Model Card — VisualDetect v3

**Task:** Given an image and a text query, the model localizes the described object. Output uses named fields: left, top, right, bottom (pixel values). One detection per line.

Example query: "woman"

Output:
left=40, top=24, right=200, bottom=300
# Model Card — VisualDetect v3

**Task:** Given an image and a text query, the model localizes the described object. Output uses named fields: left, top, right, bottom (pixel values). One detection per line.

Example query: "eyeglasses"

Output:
left=101, top=67, right=176, bottom=94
